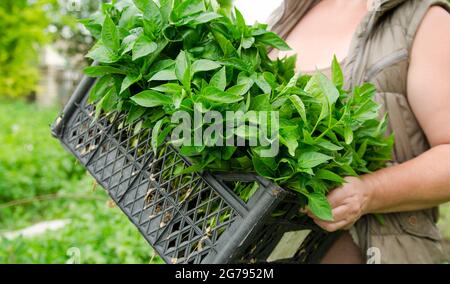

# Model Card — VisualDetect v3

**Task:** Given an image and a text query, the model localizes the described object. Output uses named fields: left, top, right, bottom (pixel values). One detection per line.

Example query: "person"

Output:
left=268, top=0, right=450, bottom=263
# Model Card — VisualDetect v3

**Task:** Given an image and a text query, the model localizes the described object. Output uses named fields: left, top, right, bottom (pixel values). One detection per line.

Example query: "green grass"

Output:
left=0, top=100, right=163, bottom=264
left=438, top=203, right=450, bottom=239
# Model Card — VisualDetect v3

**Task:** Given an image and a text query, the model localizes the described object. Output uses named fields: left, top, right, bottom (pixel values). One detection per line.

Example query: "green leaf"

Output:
left=101, top=15, right=120, bottom=51
left=94, top=88, right=114, bottom=120
left=132, top=34, right=158, bottom=61
left=120, top=72, right=142, bottom=94
left=289, top=95, right=307, bottom=123
left=357, top=139, right=368, bottom=157
left=131, top=90, right=172, bottom=107
left=148, top=69, right=177, bottom=81
left=126, top=105, right=146, bottom=124
left=86, top=45, right=120, bottom=63
left=298, top=152, right=333, bottom=169
left=305, top=73, right=340, bottom=105
left=151, top=119, right=164, bottom=154
left=192, top=59, right=221, bottom=73
left=84, top=66, right=126, bottom=77
left=331, top=55, right=344, bottom=89
left=315, top=169, right=345, bottom=183
left=210, top=67, right=227, bottom=91
left=234, top=7, right=246, bottom=33
left=212, top=30, right=237, bottom=58
left=252, top=156, right=275, bottom=177
left=172, top=0, right=205, bottom=20
left=318, top=73, right=340, bottom=105
left=307, top=192, right=333, bottom=221
left=179, top=146, right=202, bottom=157
left=194, top=12, right=222, bottom=24
left=133, top=0, right=163, bottom=29
left=180, top=12, right=222, bottom=25
left=147, top=59, right=175, bottom=76
left=174, top=163, right=204, bottom=175
left=253, top=73, right=272, bottom=94
left=255, top=32, right=291, bottom=51
left=241, top=37, right=255, bottom=49
left=317, top=141, right=343, bottom=151
left=250, top=94, right=271, bottom=111
left=202, top=86, right=243, bottom=104
left=79, top=18, right=102, bottom=39
left=121, top=33, right=138, bottom=55
left=226, top=82, right=253, bottom=97
left=175, top=50, right=191, bottom=89
left=151, top=83, right=182, bottom=93
left=344, top=126, right=354, bottom=145
left=280, top=134, right=298, bottom=157
left=159, top=0, right=173, bottom=22
left=89, top=75, right=113, bottom=102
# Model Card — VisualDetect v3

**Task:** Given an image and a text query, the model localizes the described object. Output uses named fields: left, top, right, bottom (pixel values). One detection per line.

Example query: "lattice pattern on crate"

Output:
left=118, top=143, right=239, bottom=264
left=86, top=115, right=154, bottom=199
left=64, top=103, right=113, bottom=164
left=61, top=96, right=244, bottom=264
left=64, top=98, right=154, bottom=199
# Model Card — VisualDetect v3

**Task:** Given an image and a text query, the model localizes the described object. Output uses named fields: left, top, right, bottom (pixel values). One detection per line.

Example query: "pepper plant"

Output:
left=82, top=0, right=393, bottom=221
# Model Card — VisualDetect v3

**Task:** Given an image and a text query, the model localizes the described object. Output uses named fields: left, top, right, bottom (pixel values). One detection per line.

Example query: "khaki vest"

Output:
left=269, top=0, right=450, bottom=263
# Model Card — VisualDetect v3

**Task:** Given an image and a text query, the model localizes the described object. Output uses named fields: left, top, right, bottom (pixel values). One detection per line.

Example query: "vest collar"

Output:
left=276, top=0, right=410, bottom=24
left=375, top=0, right=409, bottom=12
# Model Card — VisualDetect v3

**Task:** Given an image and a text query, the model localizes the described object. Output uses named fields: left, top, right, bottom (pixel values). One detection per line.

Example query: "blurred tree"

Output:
left=0, top=0, right=106, bottom=99
left=0, top=0, right=53, bottom=98
left=47, top=0, right=109, bottom=69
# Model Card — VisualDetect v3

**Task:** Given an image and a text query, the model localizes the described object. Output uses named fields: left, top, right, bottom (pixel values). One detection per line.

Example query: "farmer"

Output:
left=269, top=0, right=450, bottom=263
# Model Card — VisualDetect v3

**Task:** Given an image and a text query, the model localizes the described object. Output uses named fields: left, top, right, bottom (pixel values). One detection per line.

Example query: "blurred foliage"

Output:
left=0, top=0, right=104, bottom=99
left=47, top=0, right=109, bottom=69
left=0, top=101, right=85, bottom=202
left=438, top=203, right=450, bottom=240
left=0, top=101, right=162, bottom=263
left=0, top=0, right=54, bottom=98
left=0, top=176, right=163, bottom=264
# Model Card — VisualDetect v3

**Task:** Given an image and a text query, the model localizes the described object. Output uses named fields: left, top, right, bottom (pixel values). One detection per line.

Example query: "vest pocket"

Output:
left=394, top=211, right=443, bottom=241
left=362, top=211, right=447, bottom=263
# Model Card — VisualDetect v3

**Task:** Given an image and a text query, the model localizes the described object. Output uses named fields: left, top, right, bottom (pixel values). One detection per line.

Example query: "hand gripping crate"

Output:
left=51, top=76, right=340, bottom=264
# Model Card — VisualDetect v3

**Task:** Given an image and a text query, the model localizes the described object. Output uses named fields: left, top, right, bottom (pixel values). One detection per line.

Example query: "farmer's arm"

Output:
left=310, top=6, right=450, bottom=232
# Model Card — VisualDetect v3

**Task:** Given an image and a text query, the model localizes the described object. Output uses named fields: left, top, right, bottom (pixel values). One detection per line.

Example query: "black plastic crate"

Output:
left=51, top=76, right=339, bottom=264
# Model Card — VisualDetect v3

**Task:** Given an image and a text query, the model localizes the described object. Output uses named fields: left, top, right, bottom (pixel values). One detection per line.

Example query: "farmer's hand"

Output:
left=307, top=176, right=373, bottom=232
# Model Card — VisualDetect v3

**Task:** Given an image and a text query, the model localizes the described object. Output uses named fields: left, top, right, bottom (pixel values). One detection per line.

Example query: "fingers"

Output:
left=305, top=205, right=346, bottom=222
left=306, top=205, right=354, bottom=232
left=327, top=186, right=348, bottom=208
left=302, top=176, right=363, bottom=232
left=313, top=218, right=349, bottom=232
left=330, top=205, right=348, bottom=222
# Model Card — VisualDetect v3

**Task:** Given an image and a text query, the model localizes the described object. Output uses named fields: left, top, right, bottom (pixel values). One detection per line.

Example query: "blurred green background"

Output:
left=0, top=0, right=449, bottom=264
left=0, top=0, right=165, bottom=264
